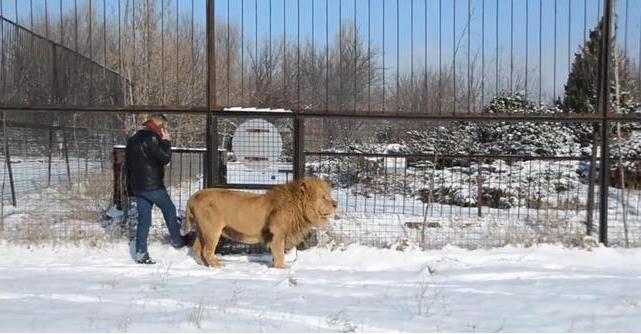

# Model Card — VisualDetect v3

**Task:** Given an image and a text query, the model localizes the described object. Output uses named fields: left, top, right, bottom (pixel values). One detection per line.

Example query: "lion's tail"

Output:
left=181, top=198, right=196, bottom=236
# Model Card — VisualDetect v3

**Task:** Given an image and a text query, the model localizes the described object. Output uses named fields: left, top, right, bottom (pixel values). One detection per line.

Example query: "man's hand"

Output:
left=160, top=127, right=172, bottom=141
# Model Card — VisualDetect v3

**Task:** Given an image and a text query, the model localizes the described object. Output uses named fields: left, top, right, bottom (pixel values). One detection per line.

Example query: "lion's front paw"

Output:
left=210, top=260, right=225, bottom=268
left=204, top=258, right=224, bottom=268
left=274, top=261, right=288, bottom=269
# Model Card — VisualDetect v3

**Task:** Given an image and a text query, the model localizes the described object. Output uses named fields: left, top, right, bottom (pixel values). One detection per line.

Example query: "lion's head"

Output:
left=299, top=178, right=337, bottom=225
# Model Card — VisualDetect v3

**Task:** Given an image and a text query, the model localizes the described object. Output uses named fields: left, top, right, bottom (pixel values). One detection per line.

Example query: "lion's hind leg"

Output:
left=198, top=211, right=225, bottom=268
left=191, top=231, right=205, bottom=265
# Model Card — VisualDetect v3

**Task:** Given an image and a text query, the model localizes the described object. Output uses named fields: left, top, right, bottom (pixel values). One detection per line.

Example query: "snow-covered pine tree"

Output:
left=561, top=20, right=641, bottom=143
left=401, top=92, right=580, bottom=158
left=562, top=20, right=639, bottom=114
left=477, top=92, right=579, bottom=156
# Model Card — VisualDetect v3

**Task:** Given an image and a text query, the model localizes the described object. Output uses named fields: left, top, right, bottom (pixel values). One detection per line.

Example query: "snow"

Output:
left=225, top=162, right=294, bottom=185
left=113, top=145, right=207, bottom=152
left=224, top=107, right=292, bottom=113
left=0, top=158, right=105, bottom=195
left=1, top=242, right=641, bottom=332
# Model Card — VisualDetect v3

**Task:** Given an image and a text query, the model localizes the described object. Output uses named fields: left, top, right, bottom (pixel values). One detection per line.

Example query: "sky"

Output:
left=1, top=0, right=640, bottom=102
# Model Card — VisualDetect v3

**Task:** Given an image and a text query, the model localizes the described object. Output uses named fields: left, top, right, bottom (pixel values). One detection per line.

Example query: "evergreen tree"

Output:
left=562, top=20, right=640, bottom=114
left=478, top=93, right=578, bottom=156
left=562, top=21, right=602, bottom=113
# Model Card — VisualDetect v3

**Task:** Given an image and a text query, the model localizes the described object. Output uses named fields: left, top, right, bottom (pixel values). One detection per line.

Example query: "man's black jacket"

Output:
left=125, top=129, right=171, bottom=194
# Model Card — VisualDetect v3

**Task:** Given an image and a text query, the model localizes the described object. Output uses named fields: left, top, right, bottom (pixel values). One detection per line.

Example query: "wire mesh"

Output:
left=0, top=0, right=641, bottom=250
left=0, top=16, right=126, bottom=106
left=0, top=110, right=206, bottom=244
left=302, top=117, right=600, bottom=248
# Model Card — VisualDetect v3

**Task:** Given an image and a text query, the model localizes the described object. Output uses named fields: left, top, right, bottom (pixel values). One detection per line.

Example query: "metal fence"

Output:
left=0, top=109, right=208, bottom=244
left=1, top=0, right=641, bottom=249
left=0, top=16, right=127, bottom=106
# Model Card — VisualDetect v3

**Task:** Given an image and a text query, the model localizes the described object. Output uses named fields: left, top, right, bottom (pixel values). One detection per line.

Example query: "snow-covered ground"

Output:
left=1, top=242, right=641, bottom=332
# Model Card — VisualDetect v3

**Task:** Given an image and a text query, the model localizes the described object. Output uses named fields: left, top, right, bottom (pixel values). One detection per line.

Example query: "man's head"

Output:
left=148, top=113, right=169, bottom=128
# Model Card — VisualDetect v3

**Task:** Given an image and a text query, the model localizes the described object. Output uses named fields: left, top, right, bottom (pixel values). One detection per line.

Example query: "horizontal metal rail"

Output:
left=3, top=104, right=641, bottom=123
left=305, top=152, right=594, bottom=161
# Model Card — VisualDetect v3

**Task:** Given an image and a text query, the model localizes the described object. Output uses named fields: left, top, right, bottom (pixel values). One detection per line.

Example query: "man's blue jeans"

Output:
left=134, top=188, right=183, bottom=256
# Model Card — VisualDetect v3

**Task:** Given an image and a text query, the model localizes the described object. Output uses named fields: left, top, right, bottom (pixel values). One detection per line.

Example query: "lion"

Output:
left=181, top=177, right=337, bottom=268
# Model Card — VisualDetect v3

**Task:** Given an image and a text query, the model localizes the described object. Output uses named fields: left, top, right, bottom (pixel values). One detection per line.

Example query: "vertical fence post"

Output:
left=206, top=0, right=216, bottom=103
left=204, top=116, right=211, bottom=188
left=62, top=128, right=71, bottom=188
left=209, top=116, right=220, bottom=187
left=205, top=0, right=217, bottom=188
left=47, top=126, right=53, bottom=187
left=51, top=43, right=58, bottom=103
left=47, top=41, right=59, bottom=188
left=597, top=0, right=614, bottom=246
left=2, top=112, right=16, bottom=207
left=586, top=125, right=598, bottom=237
left=293, top=115, right=305, bottom=180
left=0, top=18, right=6, bottom=101
left=112, top=147, right=125, bottom=209
left=477, top=165, right=483, bottom=218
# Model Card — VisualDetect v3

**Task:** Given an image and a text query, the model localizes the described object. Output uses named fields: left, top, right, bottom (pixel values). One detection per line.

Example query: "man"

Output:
left=125, top=114, right=194, bottom=264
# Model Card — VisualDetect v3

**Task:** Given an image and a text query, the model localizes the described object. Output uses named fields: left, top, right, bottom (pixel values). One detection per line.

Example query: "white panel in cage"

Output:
left=384, top=157, right=406, bottom=175
left=232, top=119, right=283, bottom=169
